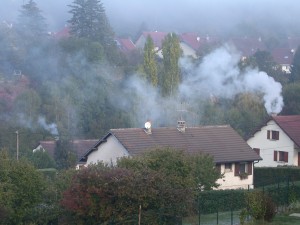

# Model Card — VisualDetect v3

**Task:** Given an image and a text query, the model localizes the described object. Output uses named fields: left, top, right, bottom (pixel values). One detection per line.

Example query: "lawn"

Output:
left=183, top=211, right=300, bottom=225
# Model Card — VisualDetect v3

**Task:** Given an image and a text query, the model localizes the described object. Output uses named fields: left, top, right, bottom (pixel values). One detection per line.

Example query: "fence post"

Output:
left=287, top=176, right=290, bottom=207
left=198, top=195, right=201, bottom=225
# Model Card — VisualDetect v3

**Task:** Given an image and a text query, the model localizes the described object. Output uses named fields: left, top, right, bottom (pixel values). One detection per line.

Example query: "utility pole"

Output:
left=16, top=131, right=19, bottom=161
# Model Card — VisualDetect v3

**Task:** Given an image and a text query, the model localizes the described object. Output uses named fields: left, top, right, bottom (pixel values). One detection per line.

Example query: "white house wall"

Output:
left=87, top=135, right=129, bottom=165
left=247, top=120, right=295, bottom=167
left=217, top=164, right=253, bottom=190
left=180, top=43, right=197, bottom=58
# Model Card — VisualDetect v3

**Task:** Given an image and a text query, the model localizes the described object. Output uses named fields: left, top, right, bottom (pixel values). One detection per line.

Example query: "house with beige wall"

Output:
left=247, top=115, right=300, bottom=167
left=79, top=121, right=261, bottom=190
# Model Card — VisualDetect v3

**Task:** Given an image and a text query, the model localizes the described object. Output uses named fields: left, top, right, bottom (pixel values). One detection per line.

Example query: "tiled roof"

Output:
left=115, top=38, right=136, bottom=53
left=230, top=37, right=266, bottom=57
left=180, top=33, right=202, bottom=50
left=39, top=139, right=98, bottom=160
left=39, top=140, right=56, bottom=158
left=70, top=139, right=98, bottom=160
left=272, top=115, right=300, bottom=148
left=271, top=48, right=294, bottom=65
left=142, top=31, right=168, bottom=48
left=180, top=33, right=219, bottom=51
left=83, top=125, right=261, bottom=163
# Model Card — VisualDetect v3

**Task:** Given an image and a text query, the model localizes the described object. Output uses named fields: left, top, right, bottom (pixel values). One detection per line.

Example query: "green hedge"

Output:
left=254, top=167, right=300, bottom=187
left=198, top=189, right=247, bottom=214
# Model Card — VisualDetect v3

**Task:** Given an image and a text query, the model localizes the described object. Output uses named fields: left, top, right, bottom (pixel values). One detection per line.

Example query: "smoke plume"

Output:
left=179, top=44, right=284, bottom=114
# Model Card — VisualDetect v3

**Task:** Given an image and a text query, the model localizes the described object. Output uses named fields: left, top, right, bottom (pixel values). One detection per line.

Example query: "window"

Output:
left=267, top=130, right=279, bottom=140
left=253, top=148, right=260, bottom=156
left=274, top=151, right=288, bottom=162
left=224, top=163, right=232, bottom=172
left=234, top=162, right=252, bottom=177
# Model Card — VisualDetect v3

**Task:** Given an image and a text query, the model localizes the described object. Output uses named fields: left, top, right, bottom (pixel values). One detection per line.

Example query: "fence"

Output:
left=189, top=175, right=300, bottom=225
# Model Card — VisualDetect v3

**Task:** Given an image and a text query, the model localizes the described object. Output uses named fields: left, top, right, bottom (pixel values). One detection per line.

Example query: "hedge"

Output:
left=254, top=167, right=300, bottom=187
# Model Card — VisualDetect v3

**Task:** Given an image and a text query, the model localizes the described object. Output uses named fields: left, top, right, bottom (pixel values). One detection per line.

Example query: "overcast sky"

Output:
left=1, top=0, right=299, bottom=37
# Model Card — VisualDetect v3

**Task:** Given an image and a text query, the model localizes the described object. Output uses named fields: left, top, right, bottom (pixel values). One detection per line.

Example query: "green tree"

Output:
left=54, top=139, right=77, bottom=170
left=16, top=0, right=47, bottom=43
left=225, top=93, right=268, bottom=138
left=0, top=151, right=46, bottom=225
left=290, top=46, right=300, bottom=82
left=161, top=33, right=182, bottom=96
left=68, top=0, right=114, bottom=45
left=30, top=150, right=56, bottom=169
left=282, top=82, right=300, bottom=115
left=143, top=35, right=158, bottom=86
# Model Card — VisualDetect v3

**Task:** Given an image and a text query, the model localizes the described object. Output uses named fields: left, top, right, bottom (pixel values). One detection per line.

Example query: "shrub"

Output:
left=245, top=190, right=276, bottom=222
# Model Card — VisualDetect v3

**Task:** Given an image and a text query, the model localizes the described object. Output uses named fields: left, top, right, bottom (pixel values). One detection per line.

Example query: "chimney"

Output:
left=177, top=120, right=186, bottom=133
left=144, top=121, right=152, bottom=134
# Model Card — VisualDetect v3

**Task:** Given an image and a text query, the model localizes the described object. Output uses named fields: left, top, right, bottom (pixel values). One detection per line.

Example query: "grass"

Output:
left=244, top=213, right=300, bottom=225
left=183, top=210, right=300, bottom=225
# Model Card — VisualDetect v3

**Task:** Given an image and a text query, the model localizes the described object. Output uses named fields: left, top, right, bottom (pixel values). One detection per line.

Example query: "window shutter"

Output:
left=284, top=152, right=288, bottom=162
left=234, top=163, right=239, bottom=176
left=274, top=151, right=278, bottom=161
left=248, top=162, right=252, bottom=175
left=267, top=130, right=270, bottom=139
left=216, top=164, right=221, bottom=174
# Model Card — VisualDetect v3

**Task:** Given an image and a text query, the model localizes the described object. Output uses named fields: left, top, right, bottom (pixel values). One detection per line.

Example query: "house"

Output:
left=115, top=38, right=136, bottom=54
left=271, top=48, right=294, bottom=74
left=135, top=31, right=168, bottom=58
left=79, top=121, right=261, bottom=190
left=33, top=139, right=98, bottom=163
left=247, top=115, right=300, bottom=167
left=179, top=33, right=220, bottom=58
left=230, top=37, right=266, bottom=60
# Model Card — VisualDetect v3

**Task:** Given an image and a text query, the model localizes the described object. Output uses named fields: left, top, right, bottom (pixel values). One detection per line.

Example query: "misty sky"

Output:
left=1, top=0, right=299, bottom=36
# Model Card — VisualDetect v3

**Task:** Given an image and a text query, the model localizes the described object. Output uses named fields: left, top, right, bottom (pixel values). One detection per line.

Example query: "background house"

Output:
left=135, top=31, right=167, bottom=58
left=247, top=115, right=300, bottom=167
left=79, top=121, right=261, bottom=190
left=33, top=139, right=98, bottom=163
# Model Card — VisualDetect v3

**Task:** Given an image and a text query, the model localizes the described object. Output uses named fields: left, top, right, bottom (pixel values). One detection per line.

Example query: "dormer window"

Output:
left=267, top=130, right=279, bottom=140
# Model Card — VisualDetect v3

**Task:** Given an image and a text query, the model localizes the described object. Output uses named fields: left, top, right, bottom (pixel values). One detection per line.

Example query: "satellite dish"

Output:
left=145, top=121, right=151, bottom=129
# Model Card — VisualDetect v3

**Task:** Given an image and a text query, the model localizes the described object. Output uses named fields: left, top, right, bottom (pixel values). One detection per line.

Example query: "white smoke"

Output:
left=38, top=116, right=59, bottom=136
left=179, top=44, right=284, bottom=114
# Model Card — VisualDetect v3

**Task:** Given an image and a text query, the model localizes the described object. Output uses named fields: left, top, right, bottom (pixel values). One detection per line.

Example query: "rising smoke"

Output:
left=116, top=44, right=284, bottom=127
left=179, top=44, right=284, bottom=114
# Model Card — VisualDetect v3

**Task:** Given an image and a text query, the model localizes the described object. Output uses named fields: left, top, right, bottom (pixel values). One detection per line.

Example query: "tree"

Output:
left=282, top=82, right=300, bottom=115
left=225, top=93, right=268, bottom=138
left=61, top=148, right=221, bottom=224
left=68, top=0, right=114, bottom=45
left=142, top=35, right=158, bottom=86
left=16, top=0, right=47, bottom=43
left=290, top=46, right=300, bottom=82
left=0, top=151, right=46, bottom=225
left=161, top=33, right=182, bottom=97
left=54, top=139, right=77, bottom=170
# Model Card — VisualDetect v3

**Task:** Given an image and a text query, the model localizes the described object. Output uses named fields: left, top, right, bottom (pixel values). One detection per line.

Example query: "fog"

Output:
left=1, top=0, right=299, bottom=36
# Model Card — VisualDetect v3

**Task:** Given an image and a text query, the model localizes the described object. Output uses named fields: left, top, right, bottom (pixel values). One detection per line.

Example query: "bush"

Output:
left=245, top=190, right=276, bottom=222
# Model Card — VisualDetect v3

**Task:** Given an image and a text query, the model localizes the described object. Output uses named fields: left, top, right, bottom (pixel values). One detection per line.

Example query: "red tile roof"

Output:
left=115, top=38, right=136, bottom=53
left=180, top=33, right=202, bottom=50
left=38, top=139, right=98, bottom=160
left=271, top=48, right=294, bottom=65
left=272, top=115, right=300, bottom=148
left=82, top=125, right=261, bottom=164
left=141, top=31, right=168, bottom=48
left=180, top=33, right=219, bottom=51
left=230, top=37, right=266, bottom=57
left=39, top=140, right=56, bottom=158
left=70, top=139, right=99, bottom=160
